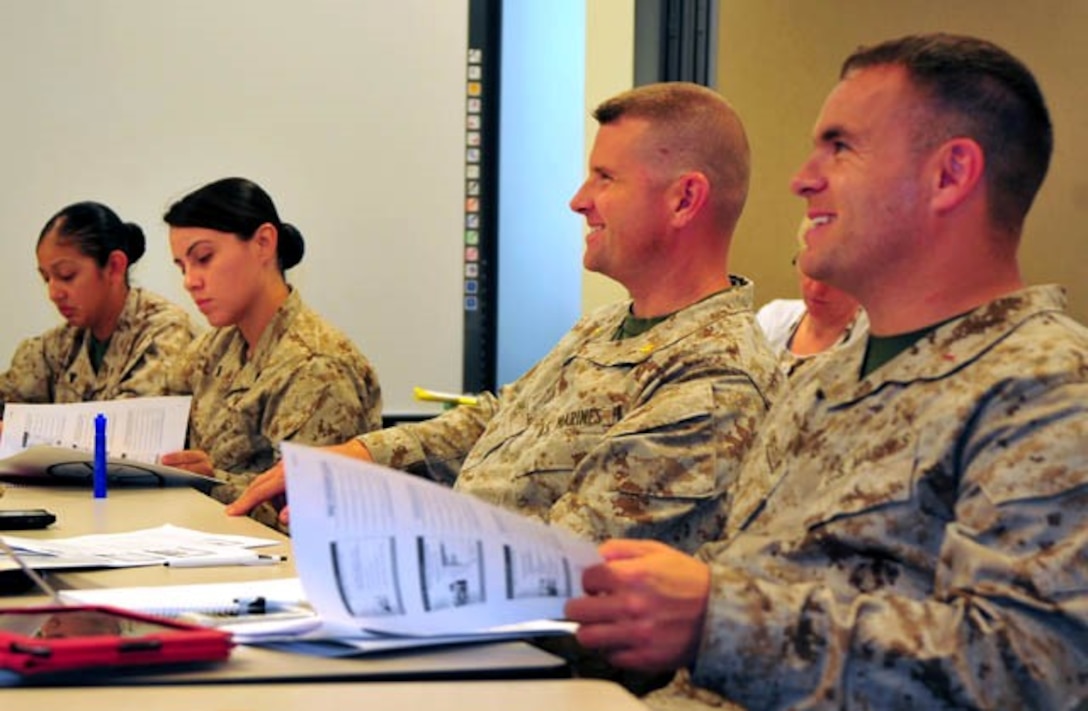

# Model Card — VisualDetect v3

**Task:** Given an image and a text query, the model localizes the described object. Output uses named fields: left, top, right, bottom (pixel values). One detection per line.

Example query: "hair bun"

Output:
left=122, top=222, right=147, bottom=264
left=278, top=222, right=305, bottom=270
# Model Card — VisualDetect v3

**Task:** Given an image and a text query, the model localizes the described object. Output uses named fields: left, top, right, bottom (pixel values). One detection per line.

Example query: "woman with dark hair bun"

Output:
left=0, top=201, right=196, bottom=416
left=161, top=177, right=382, bottom=530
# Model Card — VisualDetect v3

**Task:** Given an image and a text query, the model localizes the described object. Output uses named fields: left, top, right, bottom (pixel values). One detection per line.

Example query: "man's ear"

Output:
left=931, top=138, right=984, bottom=215
left=670, top=172, right=711, bottom=227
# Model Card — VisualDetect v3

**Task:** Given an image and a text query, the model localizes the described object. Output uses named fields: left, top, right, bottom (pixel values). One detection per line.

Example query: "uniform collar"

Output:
left=584, top=275, right=755, bottom=363
left=816, top=285, right=1068, bottom=407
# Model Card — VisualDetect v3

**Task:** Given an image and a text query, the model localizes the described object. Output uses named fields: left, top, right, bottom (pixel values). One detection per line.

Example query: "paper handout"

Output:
left=282, top=442, right=602, bottom=638
left=0, top=397, right=217, bottom=489
left=1, top=524, right=281, bottom=573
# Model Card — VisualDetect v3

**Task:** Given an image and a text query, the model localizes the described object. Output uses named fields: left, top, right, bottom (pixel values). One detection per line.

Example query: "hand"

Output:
left=564, top=539, right=711, bottom=672
left=225, top=439, right=375, bottom=523
left=160, top=449, right=215, bottom=478
left=226, top=460, right=286, bottom=519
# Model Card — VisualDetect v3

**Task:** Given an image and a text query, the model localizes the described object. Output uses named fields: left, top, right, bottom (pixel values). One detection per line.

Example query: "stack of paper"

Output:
left=61, top=578, right=319, bottom=639
left=57, top=444, right=600, bottom=655
left=1, top=524, right=281, bottom=572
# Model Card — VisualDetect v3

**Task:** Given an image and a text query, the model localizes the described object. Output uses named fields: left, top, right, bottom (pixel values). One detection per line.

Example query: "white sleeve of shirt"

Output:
left=755, top=299, right=807, bottom=354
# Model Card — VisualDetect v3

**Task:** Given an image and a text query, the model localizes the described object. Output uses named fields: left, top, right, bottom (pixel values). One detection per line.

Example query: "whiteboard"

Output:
left=0, top=0, right=468, bottom=415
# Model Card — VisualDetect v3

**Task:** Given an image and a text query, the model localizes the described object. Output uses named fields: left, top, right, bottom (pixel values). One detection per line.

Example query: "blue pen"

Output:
left=93, top=413, right=108, bottom=498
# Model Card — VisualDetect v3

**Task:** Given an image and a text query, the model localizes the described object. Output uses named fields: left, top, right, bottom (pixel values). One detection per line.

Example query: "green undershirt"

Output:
left=613, top=286, right=732, bottom=341
left=613, top=312, right=669, bottom=340
left=88, top=336, right=110, bottom=374
left=860, top=315, right=961, bottom=377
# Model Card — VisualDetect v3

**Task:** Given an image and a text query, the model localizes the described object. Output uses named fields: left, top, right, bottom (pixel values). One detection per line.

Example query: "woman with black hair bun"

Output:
left=161, top=177, right=382, bottom=530
left=0, top=201, right=196, bottom=417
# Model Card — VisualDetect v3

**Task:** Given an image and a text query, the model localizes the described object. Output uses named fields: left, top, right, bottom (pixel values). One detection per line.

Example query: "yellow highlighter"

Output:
left=413, top=386, right=479, bottom=408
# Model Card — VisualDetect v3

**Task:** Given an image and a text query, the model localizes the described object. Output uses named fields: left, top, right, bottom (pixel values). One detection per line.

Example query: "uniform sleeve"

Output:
left=359, top=392, right=500, bottom=487
left=0, top=335, right=58, bottom=414
left=260, top=355, right=382, bottom=447
left=547, top=361, right=775, bottom=553
left=689, top=378, right=1088, bottom=709
left=206, top=354, right=382, bottom=530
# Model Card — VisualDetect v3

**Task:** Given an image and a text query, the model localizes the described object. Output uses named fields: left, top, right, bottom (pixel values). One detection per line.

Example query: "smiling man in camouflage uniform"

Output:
left=230, top=82, right=782, bottom=555
left=565, top=34, right=1088, bottom=709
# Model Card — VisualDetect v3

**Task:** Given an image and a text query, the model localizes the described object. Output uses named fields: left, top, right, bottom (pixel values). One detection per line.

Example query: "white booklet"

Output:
left=281, top=442, right=602, bottom=640
left=0, top=396, right=217, bottom=489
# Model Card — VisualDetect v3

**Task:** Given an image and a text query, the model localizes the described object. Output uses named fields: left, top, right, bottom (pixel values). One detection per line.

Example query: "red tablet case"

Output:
left=0, top=604, right=233, bottom=682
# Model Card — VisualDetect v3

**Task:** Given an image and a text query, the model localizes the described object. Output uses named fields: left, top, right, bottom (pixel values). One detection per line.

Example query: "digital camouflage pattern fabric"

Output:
left=361, top=277, right=783, bottom=553
left=0, top=287, right=196, bottom=416
left=171, top=289, right=382, bottom=530
left=647, top=285, right=1088, bottom=710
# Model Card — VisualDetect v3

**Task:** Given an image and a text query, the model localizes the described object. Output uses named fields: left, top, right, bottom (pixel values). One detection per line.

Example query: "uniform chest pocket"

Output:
left=797, top=444, right=919, bottom=533
left=469, top=385, right=624, bottom=469
left=467, top=411, right=531, bottom=467
left=608, top=380, right=715, bottom=438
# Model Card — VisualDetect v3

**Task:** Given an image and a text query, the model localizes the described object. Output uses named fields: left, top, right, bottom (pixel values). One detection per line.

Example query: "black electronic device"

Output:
left=0, top=509, right=56, bottom=530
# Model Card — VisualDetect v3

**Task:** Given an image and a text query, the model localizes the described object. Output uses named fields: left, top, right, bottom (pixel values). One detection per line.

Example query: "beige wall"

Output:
left=582, top=0, right=636, bottom=311
left=718, top=1, right=1088, bottom=322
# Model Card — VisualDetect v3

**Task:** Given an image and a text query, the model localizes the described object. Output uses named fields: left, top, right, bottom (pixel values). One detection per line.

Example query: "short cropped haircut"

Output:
left=594, top=82, right=750, bottom=233
left=842, top=33, right=1052, bottom=232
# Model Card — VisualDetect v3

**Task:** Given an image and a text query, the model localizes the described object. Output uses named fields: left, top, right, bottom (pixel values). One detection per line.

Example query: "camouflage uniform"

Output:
left=647, top=285, right=1088, bottom=710
left=0, top=287, right=196, bottom=416
left=171, top=289, right=382, bottom=529
left=361, top=277, right=782, bottom=553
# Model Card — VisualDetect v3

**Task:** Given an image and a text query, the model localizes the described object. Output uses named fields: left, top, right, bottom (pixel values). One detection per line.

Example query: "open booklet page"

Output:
left=282, top=442, right=602, bottom=638
left=0, top=396, right=214, bottom=488
left=0, top=396, right=191, bottom=461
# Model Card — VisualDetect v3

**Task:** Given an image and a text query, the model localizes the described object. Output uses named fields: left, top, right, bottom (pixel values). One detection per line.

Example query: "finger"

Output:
left=247, top=468, right=275, bottom=488
left=581, top=548, right=664, bottom=594
left=574, top=618, right=678, bottom=672
left=187, top=455, right=215, bottom=477
left=226, top=483, right=265, bottom=515
left=572, top=618, right=641, bottom=655
left=226, top=472, right=284, bottom=515
left=564, top=592, right=616, bottom=623
left=598, top=538, right=666, bottom=562
left=226, top=488, right=259, bottom=515
left=600, top=646, right=675, bottom=673
left=279, top=505, right=291, bottom=525
left=580, top=561, right=623, bottom=595
left=161, top=450, right=198, bottom=466
left=164, top=453, right=213, bottom=477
